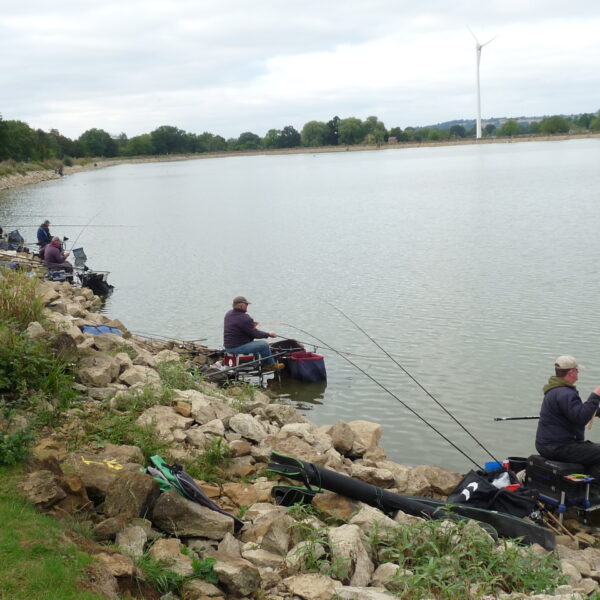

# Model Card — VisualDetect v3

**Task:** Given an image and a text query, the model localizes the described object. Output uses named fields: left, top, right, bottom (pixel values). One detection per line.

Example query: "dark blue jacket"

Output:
left=37, top=226, right=52, bottom=246
left=223, top=308, right=269, bottom=348
left=535, top=382, right=600, bottom=447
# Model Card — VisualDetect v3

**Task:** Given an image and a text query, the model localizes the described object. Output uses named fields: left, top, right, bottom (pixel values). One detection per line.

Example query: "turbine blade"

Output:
left=467, top=25, right=479, bottom=44
left=481, top=36, right=497, bottom=48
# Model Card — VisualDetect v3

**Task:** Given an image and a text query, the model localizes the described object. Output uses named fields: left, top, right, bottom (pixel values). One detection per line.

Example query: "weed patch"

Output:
left=0, top=270, right=44, bottom=329
left=183, top=437, right=232, bottom=483
left=369, top=519, right=565, bottom=599
left=156, top=360, right=204, bottom=391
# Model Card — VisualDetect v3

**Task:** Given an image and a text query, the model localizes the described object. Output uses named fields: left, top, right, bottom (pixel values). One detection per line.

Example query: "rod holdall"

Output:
left=447, top=468, right=539, bottom=518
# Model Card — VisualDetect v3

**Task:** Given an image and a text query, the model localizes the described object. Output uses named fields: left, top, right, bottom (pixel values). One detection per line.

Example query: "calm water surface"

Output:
left=2, top=139, right=600, bottom=472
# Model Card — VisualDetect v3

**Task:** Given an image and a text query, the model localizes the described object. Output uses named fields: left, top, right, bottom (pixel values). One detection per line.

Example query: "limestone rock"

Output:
left=18, top=470, right=66, bottom=508
left=103, top=470, right=160, bottom=518
left=328, top=524, right=374, bottom=586
left=148, top=538, right=194, bottom=576
left=347, top=421, right=382, bottom=457
left=229, top=413, right=269, bottom=442
left=350, top=464, right=395, bottom=488
left=119, top=365, right=161, bottom=387
left=155, top=349, right=181, bottom=363
left=285, top=541, right=326, bottom=575
left=96, top=552, right=134, bottom=577
left=92, top=333, right=124, bottom=353
left=411, top=464, right=462, bottom=495
left=313, top=491, right=360, bottom=521
left=213, top=556, right=260, bottom=597
left=283, top=574, right=339, bottom=600
left=136, top=405, right=193, bottom=443
left=333, top=586, right=398, bottom=599
left=264, top=403, right=308, bottom=426
left=152, top=490, right=234, bottom=539
left=25, top=321, right=46, bottom=340
left=328, top=421, right=355, bottom=455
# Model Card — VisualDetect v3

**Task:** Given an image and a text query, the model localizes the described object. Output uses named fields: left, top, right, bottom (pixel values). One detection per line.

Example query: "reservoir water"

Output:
left=2, top=138, right=600, bottom=472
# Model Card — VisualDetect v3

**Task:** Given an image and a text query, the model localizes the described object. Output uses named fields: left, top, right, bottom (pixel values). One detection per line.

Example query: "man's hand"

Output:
left=269, top=332, right=278, bottom=338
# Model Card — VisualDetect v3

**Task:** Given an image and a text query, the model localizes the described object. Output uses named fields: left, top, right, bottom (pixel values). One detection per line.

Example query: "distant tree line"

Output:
left=0, top=109, right=599, bottom=163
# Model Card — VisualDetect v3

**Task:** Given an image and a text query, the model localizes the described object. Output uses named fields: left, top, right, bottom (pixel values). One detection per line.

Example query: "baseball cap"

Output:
left=555, top=355, right=584, bottom=370
left=232, top=296, right=250, bottom=305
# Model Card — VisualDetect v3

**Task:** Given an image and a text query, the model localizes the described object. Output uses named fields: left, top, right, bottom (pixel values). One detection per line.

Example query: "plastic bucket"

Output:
left=507, top=457, right=528, bottom=473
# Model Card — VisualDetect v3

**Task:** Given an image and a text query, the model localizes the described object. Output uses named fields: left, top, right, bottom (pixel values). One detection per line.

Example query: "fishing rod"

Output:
left=494, top=416, right=539, bottom=422
left=68, top=210, right=103, bottom=253
left=326, top=302, right=499, bottom=465
left=131, top=330, right=208, bottom=344
left=281, top=322, right=483, bottom=469
left=204, top=350, right=289, bottom=379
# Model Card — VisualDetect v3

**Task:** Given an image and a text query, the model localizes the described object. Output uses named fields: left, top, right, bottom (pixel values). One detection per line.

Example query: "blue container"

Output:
left=485, top=461, right=502, bottom=472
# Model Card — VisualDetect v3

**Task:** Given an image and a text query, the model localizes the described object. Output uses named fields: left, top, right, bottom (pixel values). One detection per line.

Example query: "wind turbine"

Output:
left=468, top=26, right=496, bottom=139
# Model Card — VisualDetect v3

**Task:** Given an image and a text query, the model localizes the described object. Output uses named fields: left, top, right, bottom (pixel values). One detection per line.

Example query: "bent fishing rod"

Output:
left=494, top=416, right=539, bottom=421
left=68, top=210, right=103, bottom=253
left=281, top=322, right=483, bottom=469
left=326, top=301, right=499, bottom=465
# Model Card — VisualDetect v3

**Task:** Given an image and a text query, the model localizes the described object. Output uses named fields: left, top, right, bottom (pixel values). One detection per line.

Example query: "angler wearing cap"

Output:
left=535, top=355, right=600, bottom=476
left=223, top=296, right=283, bottom=371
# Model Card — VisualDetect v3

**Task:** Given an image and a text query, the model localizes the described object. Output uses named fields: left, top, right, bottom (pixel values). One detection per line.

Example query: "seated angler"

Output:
left=37, top=219, right=52, bottom=249
left=535, top=355, right=600, bottom=478
left=223, top=296, right=283, bottom=371
left=43, top=236, right=74, bottom=274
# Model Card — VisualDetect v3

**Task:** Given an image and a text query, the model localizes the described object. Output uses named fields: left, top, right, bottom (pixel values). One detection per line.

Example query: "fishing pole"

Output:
left=494, top=416, right=539, bottom=422
left=204, top=350, right=289, bottom=379
left=325, top=302, right=499, bottom=465
left=68, top=210, right=103, bottom=253
left=281, top=322, right=482, bottom=469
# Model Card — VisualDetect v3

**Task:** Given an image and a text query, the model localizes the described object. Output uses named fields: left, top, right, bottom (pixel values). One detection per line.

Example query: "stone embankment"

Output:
left=12, top=279, right=600, bottom=599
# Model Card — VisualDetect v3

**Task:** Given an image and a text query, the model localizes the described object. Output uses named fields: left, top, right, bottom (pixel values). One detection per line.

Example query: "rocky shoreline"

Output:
left=1, top=132, right=599, bottom=192
left=4, top=274, right=600, bottom=600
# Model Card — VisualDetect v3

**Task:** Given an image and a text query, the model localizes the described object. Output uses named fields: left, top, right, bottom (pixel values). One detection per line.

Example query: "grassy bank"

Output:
left=0, top=466, right=106, bottom=600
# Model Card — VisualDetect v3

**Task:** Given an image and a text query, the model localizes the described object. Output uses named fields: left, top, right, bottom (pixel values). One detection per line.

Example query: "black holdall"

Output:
left=447, top=469, right=538, bottom=518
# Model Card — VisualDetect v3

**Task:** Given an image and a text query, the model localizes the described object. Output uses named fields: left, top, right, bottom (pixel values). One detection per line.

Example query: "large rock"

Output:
left=241, top=511, right=295, bottom=555
left=136, top=405, right=194, bottom=443
left=411, top=465, right=462, bottom=495
left=328, top=524, right=374, bottom=587
left=350, top=464, right=395, bottom=488
left=119, top=365, right=161, bottom=387
left=333, top=586, right=398, bottom=599
left=229, top=413, right=269, bottom=442
left=77, top=352, right=120, bottom=387
left=18, top=470, right=66, bottom=508
left=213, top=556, right=260, bottom=597
left=177, top=390, right=236, bottom=425
left=264, top=403, right=308, bottom=426
left=328, top=421, right=355, bottom=455
left=348, top=504, right=398, bottom=534
left=283, top=574, right=339, bottom=600
left=147, top=538, right=194, bottom=576
left=92, top=333, right=124, bottom=353
left=347, top=421, right=382, bottom=457
left=377, top=461, right=431, bottom=496
left=103, top=470, right=160, bottom=518
left=152, top=490, right=234, bottom=539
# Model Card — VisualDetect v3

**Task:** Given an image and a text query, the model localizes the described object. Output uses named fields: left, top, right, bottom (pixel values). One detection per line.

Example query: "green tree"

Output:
left=236, top=131, right=262, bottom=150
left=363, top=116, right=387, bottom=144
left=2, top=120, right=38, bottom=161
left=573, top=113, right=593, bottom=129
left=324, top=116, right=340, bottom=145
left=197, top=132, right=226, bottom=152
left=538, top=115, right=570, bottom=135
left=497, top=119, right=521, bottom=137
left=78, top=128, right=117, bottom=157
left=278, top=125, right=301, bottom=148
left=121, top=134, right=154, bottom=156
left=483, top=124, right=496, bottom=136
left=150, top=125, right=189, bottom=154
left=338, top=117, right=364, bottom=145
left=301, top=120, right=329, bottom=147
left=388, top=126, right=406, bottom=141
left=590, top=110, right=600, bottom=131
left=449, top=125, right=466, bottom=138
left=263, top=129, right=281, bottom=149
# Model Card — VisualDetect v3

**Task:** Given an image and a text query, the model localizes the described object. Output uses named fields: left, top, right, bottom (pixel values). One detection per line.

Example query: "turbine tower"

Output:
left=468, top=27, right=496, bottom=139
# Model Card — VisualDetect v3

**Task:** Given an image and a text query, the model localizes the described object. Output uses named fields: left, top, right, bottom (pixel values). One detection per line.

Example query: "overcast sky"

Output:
left=1, top=1, right=599, bottom=140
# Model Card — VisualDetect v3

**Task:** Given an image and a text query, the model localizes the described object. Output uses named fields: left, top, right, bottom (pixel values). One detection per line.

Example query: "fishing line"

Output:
left=68, top=209, right=103, bottom=252
left=325, top=302, right=499, bottom=465
left=281, top=322, right=482, bottom=469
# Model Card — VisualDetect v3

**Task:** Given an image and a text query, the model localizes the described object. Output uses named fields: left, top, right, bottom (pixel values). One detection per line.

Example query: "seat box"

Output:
left=525, top=454, right=590, bottom=505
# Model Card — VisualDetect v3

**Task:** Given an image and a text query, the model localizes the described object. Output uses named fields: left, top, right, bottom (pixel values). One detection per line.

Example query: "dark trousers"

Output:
left=536, top=441, right=600, bottom=479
